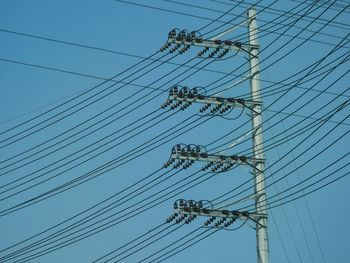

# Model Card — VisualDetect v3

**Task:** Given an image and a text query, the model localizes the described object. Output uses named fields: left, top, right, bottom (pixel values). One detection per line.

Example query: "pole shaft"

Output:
left=247, top=8, right=269, bottom=263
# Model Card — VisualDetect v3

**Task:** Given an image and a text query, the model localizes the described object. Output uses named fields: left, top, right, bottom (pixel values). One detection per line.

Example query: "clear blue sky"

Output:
left=0, top=0, right=349, bottom=262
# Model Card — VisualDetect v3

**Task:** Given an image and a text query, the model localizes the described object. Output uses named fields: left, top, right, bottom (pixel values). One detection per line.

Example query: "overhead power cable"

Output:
left=166, top=0, right=347, bottom=45
left=1, top=168, right=222, bottom=262
left=252, top=152, right=350, bottom=212
left=0, top=48, right=162, bottom=137
left=0, top=50, right=176, bottom=149
left=215, top=101, right=349, bottom=211
left=0, top=2, right=348, bottom=263
left=206, top=10, right=350, bottom=154
left=91, top=222, right=169, bottom=263
left=0, top=0, right=246, bottom=213
left=215, top=0, right=350, bottom=30
left=115, top=0, right=348, bottom=49
left=0, top=54, right=217, bottom=207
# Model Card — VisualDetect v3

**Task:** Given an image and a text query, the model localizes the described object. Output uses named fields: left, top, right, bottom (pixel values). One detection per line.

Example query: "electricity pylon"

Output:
left=161, top=8, right=269, bottom=263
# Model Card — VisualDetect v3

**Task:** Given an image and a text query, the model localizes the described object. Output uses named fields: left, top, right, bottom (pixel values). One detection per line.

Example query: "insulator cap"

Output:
left=239, top=156, right=247, bottom=162
left=202, top=208, right=210, bottom=214
left=242, top=211, right=249, bottom=217
left=232, top=210, right=239, bottom=216
left=221, top=210, right=229, bottom=216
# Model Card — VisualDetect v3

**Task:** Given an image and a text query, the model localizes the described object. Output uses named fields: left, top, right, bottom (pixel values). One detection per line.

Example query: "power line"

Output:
left=115, top=0, right=350, bottom=50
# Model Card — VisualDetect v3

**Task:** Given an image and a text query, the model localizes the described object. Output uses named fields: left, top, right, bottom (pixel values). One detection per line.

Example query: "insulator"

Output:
left=174, top=160, right=182, bottom=169
left=195, top=38, right=203, bottom=43
left=234, top=41, right=242, bottom=48
left=218, top=49, right=229, bottom=58
left=183, top=86, right=188, bottom=94
left=193, top=88, right=197, bottom=95
left=179, top=45, right=190, bottom=54
left=231, top=155, right=238, bottom=161
left=221, top=210, right=230, bottom=216
left=170, top=44, right=181, bottom=53
left=214, top=39, right=222, bottom=44
left=228, top=98, right=235, bottom=103
left=204, top=216, right=215, bottom=226
left=209, top=47, right=220, bottom=58
left=242, top=211, right=249, bottom=217
left=224, top=40, right=232, bottom=45
left=176, top=144, right=181, bottom=152
left=198, top=201, right=203, bottom=208
left=176, top=30, right=187, bottom=41
left=173, top=86, right=178, bottom=93
left=220, top=165, right=231, bottom=173
left=202, top=208, right=210, bottom=214
left=176, top=215, right=186, bottom=224
left=239, top=156, right=247, bottom=162
left=185, top=215, right=195, bottom=224
left=174, top=202, right=178, bottom=209
left=201, top=103, right=210, bottom=112
left=166, top=214, right=176, bottom=223
left=200, top=153, right=208, bottom=158
left=219, top=155, right=226, bottom=160
left=180, top=104, right=187, bottom=110
left=219, top=105, right=231, bottom=114
left=160, top=42, right=171, bottom=52
left=232, top=210, right=239, bottom=216
left=168, top=29, right=177, bottom=38
left=198, top=47, right=209, bottom=57
left=227, top=218, right=236, bottom=226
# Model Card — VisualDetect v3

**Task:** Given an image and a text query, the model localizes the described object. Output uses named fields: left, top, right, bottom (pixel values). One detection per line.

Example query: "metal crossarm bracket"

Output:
left=175, top=207, right=267, bottom=223
left=167, top=37, right=259, bottom=52
left=170, top=152, right=265, bottom=167
left=169, top=93, right=261, bottom=109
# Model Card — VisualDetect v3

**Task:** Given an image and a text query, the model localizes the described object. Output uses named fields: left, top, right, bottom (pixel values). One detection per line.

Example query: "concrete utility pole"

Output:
left=247, top=8, right=269, bottom=263
left=162, top=7, right=269, bottom=263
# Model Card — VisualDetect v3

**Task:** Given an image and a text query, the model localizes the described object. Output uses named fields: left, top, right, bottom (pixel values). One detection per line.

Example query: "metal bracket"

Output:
left=175, top=207, right=267, bottom=223
left=167, top=37, right=259, bottom=53
left=169, top=93, right=261, bottom=109
left=171, top=152, right=265, bottom=167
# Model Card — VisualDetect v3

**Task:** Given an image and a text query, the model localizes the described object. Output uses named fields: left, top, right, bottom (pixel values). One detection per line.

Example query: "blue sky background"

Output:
left=0, top=0, right=349, bottom=262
